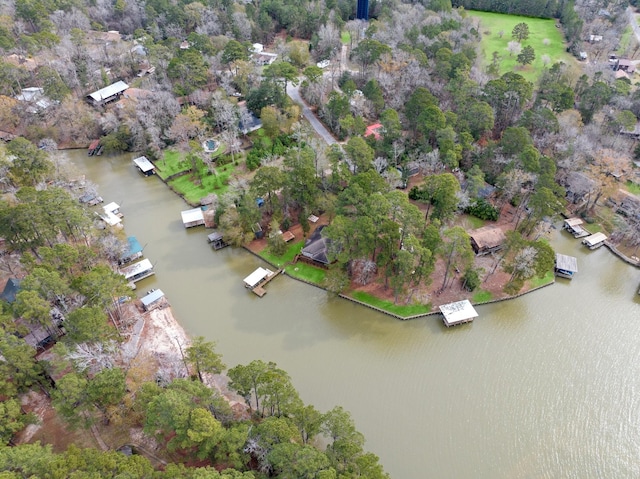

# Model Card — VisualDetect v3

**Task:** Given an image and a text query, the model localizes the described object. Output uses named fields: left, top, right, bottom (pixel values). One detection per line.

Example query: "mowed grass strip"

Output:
left=469, top=10, right=574, bottom=83
left=261, top=241, right=304, bottom=268
left=350, top=291, right=431, bottom=317
left=156, top=149, right=190, bottom=179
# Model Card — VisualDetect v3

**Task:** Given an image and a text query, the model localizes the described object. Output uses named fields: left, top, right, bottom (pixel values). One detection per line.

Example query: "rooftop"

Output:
left=555, top=253, right=578, bottom=273
left=439, top=300, right=478, bottom=327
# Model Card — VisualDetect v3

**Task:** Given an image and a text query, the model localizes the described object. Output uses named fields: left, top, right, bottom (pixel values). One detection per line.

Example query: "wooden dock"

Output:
left=251, top=269, right=282, bottom=297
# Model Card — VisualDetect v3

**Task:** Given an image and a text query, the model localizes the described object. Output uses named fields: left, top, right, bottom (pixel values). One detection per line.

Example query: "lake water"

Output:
left=67, top=150, right=640, bottom=478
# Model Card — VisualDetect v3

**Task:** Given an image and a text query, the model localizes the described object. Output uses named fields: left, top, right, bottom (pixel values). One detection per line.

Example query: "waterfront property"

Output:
left=582, top=232, right=607, bottom=250
left=141, top=288, right=166, bottom=311
left=469, top=225, right=506, bottom=256
left=554, top=253, right=578, bottom=279
left=439, top=300, right=478, bottom=327
left=86, top=80, right=129, bottom=107
left=243, top=267, right=280, bottom=297
left=120, top=258, right=155, bottom=283
left=300, top=225, right=331, bottom=267
left=88, top=139, right=103, bottom=156
left=564, top=218, right=590, bottom=238
left=181, top=208, right=205, bottom=228
left=207, top=231, right=228, bottom=250
left=120, top=236, right=144, bottom=264
left=133, top=156, right=155, bottom=176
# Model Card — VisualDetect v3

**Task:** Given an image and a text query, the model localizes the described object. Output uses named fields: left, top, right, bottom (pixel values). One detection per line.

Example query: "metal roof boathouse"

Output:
left=133, top=156, right=156, bottom=176
left=439, top=300, right=479, bottom=327
left=555, top=253, right=578, bottom=279
left=582, top=232, right=607, bottom=249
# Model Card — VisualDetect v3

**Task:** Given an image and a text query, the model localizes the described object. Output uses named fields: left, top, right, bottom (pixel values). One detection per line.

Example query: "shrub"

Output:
left=466, top=198, right=499, bottom=221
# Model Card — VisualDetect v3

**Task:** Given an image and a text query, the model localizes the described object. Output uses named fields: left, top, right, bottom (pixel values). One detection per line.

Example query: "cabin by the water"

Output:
left=563, top=218, right=590, bottom=238
left=133, top=156, right=156, bottom=176
left=582, top=232, right=607, bottom=249
left=86, top=80, right=129, bottom=107
left=554, top=253, right=578, bottom=279
left=439, top=300, right=478, bottom=327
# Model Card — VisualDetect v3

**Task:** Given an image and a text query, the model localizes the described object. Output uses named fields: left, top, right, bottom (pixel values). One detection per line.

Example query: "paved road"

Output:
left=627, top=6, right=640, bottom=47
left=287, top=83, right=337, bottom=145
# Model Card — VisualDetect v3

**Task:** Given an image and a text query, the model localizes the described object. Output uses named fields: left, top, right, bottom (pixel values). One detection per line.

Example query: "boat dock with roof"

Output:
left=555, top=253, right=578, bottom=279
left=243, top=267, right=281, bottom=297
left=439, top=300, right=478, bottom=327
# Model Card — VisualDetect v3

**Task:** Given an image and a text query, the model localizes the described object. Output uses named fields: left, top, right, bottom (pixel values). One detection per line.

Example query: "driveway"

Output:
left=286, top=83, right=337, bottom=145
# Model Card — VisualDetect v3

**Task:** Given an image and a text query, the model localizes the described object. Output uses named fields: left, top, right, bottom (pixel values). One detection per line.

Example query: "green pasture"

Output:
left=341, top=31, right=350, bottom=45
left=349, top=291, right=432, bottom=317
left=469, top=10, right=574, bottom=83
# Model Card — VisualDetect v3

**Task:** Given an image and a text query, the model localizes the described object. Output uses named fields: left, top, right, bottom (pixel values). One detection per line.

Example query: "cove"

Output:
left=67, top=150, right=640, bottom=478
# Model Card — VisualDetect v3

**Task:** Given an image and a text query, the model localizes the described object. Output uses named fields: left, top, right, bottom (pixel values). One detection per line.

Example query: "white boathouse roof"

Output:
left=243, top=267, right=272, bottom=289
left=181, top=208, right=205, bottom=227
left=555, top=253, right=578, bottom=273
left=87, top=81, right=129, bottom=102
left=121, top=258, right=153, bottom=280
left=133, top=156, right=155, bottom=173
left=582, top=232, right=607, bottom=247
left=141, top=288, right=164, bottom=308
left=439, top=300, right=478, bottom=327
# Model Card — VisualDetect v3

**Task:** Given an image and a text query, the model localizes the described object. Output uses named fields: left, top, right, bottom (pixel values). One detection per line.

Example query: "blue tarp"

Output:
left=126, top=236, right=143, bottom=256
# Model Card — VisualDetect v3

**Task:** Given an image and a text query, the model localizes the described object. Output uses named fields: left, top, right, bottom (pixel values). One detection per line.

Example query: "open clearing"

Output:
left=469, top=10, right=575, bottom=83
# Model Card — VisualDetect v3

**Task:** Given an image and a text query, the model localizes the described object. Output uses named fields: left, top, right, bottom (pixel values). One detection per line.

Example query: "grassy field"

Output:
left=350, top=291, right=432, bottom=317
left=341, top=31, right=350, bottom=45
left=529, top=270, right=555, bottom=288
left=469, top=10, right=575, bottom=83
left=626, top=180, right=640, bottom=195
left=168, top=162, right=237, bottom=204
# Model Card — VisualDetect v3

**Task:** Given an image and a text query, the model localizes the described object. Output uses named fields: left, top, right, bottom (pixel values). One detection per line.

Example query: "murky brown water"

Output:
left=68, top=150, right=640, bottom=478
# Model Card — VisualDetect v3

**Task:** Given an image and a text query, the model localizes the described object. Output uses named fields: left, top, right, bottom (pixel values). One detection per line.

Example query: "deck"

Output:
left=250, top=269, right=282, bottom=297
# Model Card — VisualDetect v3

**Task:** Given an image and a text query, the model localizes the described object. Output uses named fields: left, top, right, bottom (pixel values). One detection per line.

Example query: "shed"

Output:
left=140, top=289, right=165, bottom=311
left=582, top=232, right=607, bottom=249
left=120, top=236, right=143, bottom=264
left=96, top=210, right=122, bottom=226
left=439, top=300, right=478, bottom=327
left=469, top=226, right=506, bottom=255
left=364, top=123, right=383, bottom=140
left=207, top=231, right=228, bottom=250
left=0, top=278, right=21, bottom=303
left=86, top=80, right=129, bottom=107
left=120, top=258, right=154, bottom=282
left=79, top=192, right=103, bottom=205
left=243, top=267, right=273, bottom=289
left=555, top=253, right=578, bottom=279
left=133, top=156, right=155, bottom=176
left=181, top=208, right=205, bottom=228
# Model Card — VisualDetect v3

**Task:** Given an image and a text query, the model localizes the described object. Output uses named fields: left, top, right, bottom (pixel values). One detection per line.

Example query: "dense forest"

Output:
left=2, top=0, right=640, bottom=475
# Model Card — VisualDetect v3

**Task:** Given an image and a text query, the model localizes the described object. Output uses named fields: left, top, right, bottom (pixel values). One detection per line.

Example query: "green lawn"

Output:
left=472, top=290, right=493, bottom=303
left=617, top=26, right=633, bottom=55
left=341, top=31, right=350, bottom=45
left=529, top=270, right=554, bottom=288
left=168, top=163, right=237, bottom=204
left=469, top=10, right=574, bottom=83
left=156, top=149, right=190, bottom=180
left=285, top=263, right=327, bottom=283
left=626, top=180, right=640, bottom=195
left=260, top=241, right=304, bottom=268
left=349, top=291, right=431, bottom=317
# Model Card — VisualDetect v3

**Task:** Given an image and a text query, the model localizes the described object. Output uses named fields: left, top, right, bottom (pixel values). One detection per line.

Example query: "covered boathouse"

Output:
left=140, top=289, right=166, bottom=311
left=207, top=231, right=228, bottom=250
left=120, top=236, right=143, bottom=265
left=133, top=156, right=156, bottom=176
left=439, top=300, right=478, bottom=327
left=582, top=232, right=607, bottom=249
left=181, top=208, right=205, bottom=228
left=120, top=258, right=155, bottom=284
left=563, top=218, right=589, bottom=238
left=555, top=253, right=578, bottom=279
left=243, top=267, right=279, bottom=297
